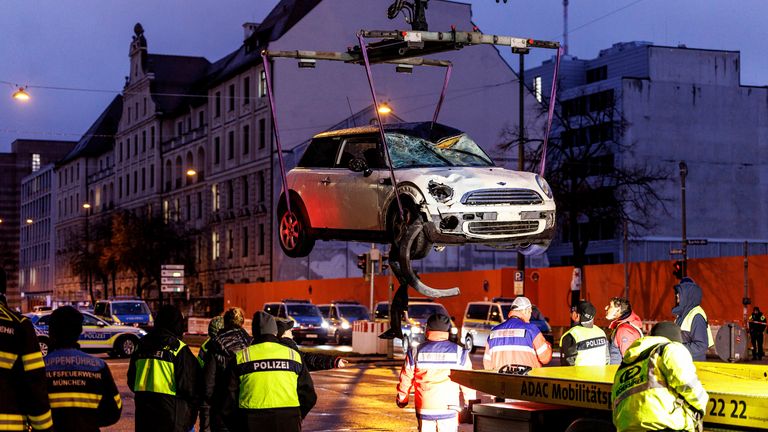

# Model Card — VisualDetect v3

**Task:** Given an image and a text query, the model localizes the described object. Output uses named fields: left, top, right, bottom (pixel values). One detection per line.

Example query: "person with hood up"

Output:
left=44, top=306, right=122, bottom=431
left=128, top=304, right=200, bottom=432
left=397, top=313, right=476, bottom=432
left=203, top=307, right=253, bottom=432
left=276, top=318, right=347, bottom=370
left=612, top=322, right=708, bottom=432
left=483, top=296, right=552, bottom=371
left=604, top=297, right=643, bottom=364
left=223, top=311, right=317, bottom=432
left=560, top=300, right=609, bottom=366
left=672, top=277, right=714, bottom=361
left=198, top=315, right=224, bottom=432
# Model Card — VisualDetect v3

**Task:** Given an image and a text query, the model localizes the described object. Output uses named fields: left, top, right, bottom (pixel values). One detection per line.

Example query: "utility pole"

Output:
left=563, top=0, right=569, bottom=55
left=679, top=161, right=688, bottom=277
left=623, top=220, right=629, bottom=298
left=514, top=46, right=529, bottom=296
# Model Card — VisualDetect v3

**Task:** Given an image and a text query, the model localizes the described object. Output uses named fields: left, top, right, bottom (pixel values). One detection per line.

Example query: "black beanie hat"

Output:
left=651, top=321, right=683, bottom=343
left=252, top=311, right=278, bottom=336
left=577, top=301, right=596, bottom=323
left=426, top=313, right=452, bottom=331
left=276, top=318, right=295, bottom=338
left=49, top=306, right=83, bottom=348
left=155, top=305, right=185, bottom=337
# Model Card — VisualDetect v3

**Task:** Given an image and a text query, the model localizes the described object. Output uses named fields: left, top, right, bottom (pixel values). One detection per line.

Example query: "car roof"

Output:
left=313, top=122, right=463, bottom=141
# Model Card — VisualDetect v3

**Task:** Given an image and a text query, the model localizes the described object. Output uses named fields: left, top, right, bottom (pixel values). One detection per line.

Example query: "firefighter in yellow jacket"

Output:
left=0, top=281, right=52, bottom=431
left=612, top=322, right=708, bottom=432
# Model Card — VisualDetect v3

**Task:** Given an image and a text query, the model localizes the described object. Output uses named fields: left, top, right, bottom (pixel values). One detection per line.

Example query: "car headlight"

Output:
left=450, top=327, right=458, bottom=335
left=411, top=325, right=423, bottom=334
left=341, top=321, right=350, bottom=330
left=428, top=180, right=454, bottom=203
left=138, top=329, right=147, bottom=337
left=535, top=175, right=553, bottom=199
left=321, top=320, right=329, bottom=329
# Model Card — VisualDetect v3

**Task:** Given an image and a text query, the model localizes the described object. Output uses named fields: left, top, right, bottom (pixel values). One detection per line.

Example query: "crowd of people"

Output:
left=0, top=275, right=765, bottom=432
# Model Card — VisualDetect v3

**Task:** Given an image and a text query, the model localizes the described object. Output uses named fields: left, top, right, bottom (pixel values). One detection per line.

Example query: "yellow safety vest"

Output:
left=560, top=325, right=609, bottom=366
left=679, top=306, right=715, bottom=347
left=133, top=340, right=187, bottom=396
left=236, top=341, right=302, bottom=410
left=197, top=338, right=211, bottom=367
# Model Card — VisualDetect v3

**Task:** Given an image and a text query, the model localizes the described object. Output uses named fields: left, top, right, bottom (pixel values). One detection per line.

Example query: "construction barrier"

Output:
left=352, top=320, right=388, bottom=354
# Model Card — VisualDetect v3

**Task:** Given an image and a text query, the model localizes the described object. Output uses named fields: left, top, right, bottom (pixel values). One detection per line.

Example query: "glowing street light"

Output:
left=377, top=103, right=392, bottom=114
left=25, top=218, right=33, bottom=224
left=12, top=87, right=30, bottom=101
left=82, top=203, right=91, bottom=209
left=186, top=168, right=197, bottom=176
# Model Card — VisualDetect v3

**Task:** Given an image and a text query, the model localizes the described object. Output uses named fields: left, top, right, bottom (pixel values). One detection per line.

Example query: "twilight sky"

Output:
left=1, top=0, right=766, bottom=153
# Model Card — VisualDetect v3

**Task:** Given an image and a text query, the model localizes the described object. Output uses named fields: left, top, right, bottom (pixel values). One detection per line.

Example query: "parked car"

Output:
left=26, top=310, right=146, bottom=358
left=461, top=297, right=553, bottom=353
left=94, top=298, right=153, bottom=329
left=318, top=300, right=371, bottom=345
left=374, top=299, right=458, bottom=348
left=277, top=122, right=556, bottom=259
left=263, top=299, right=329, bottom=345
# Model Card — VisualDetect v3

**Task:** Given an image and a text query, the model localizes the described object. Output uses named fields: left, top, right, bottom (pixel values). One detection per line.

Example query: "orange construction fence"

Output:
left=225, top=255, right=768, bottom=330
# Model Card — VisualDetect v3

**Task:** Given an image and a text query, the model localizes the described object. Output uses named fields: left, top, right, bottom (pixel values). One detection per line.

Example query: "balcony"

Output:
left=160, top=125, right=208, bottom=153
left=86, top=166, right=114, bottom=183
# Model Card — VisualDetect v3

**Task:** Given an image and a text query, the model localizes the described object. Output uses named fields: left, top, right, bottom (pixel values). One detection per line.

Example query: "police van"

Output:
left=461, top=298, right=552, bottom=353
left=94, top=298, right=153, bottom=328
left=26, top=310, right=146, bottom=358
left=374, top=299, right=458, bottom=348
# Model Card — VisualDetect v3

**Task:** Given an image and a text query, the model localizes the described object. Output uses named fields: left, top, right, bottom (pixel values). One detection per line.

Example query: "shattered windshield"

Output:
left=385, top=132, right=494, bottom=169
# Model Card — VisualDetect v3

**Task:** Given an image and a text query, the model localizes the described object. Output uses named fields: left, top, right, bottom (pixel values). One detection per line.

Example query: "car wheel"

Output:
left=277, top=196, right=315, bottom=258
left=38, top=336, right=50, bottom=357
left=389, top=202, right=432, bottom=260
left=465, top=335, right=476, bottom=354
left=115, top=335, right=138, bottom=358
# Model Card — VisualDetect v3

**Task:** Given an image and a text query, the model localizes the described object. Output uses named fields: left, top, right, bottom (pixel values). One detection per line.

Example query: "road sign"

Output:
left=514, top=271, right=524, bottom=295
left=670, top=249, right=684, bottom=255
left=687, top=239, right=709, bottom=246
left=161, top=269, right=184, bottom=277
left=161, top=277, right=184, bottom=285
left=161, top=264, right=185, bottom=270
left=161, top=285, right=185, bottom=293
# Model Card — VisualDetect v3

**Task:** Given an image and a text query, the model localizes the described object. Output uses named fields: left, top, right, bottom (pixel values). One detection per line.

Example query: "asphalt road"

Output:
left=101, top=345, right=485, bottom=431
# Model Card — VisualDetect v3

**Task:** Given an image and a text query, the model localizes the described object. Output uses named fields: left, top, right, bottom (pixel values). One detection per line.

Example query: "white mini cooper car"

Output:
left=278, top=122, right=556, bottom=258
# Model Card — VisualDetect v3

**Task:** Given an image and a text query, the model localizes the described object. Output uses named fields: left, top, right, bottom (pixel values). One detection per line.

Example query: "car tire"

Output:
left=38, top=336, right=50, bottom=357
left=465, top=335, right=476, bottom=354
left=277, top=195, right=315, bottom=258
left=388, top=202, right=432, bottom=260
left=114, top=335, right=139, bottom=358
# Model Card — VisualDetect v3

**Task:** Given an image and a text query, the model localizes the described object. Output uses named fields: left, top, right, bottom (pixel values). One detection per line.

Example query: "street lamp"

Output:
left=82, top=202, right=94, bottom=304
left=186, top=168, right=197, bottom=177
left=679, top=161, right=688, bottom=278
left=377, top=103, right=392, bottom=114
left=25, top=218, right=33, bottom=224
left=12, top=86, right=31, bottom=101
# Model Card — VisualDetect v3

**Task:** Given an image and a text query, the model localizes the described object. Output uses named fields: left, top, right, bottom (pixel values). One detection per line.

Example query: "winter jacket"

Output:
left=612, top=336, right=708, bottom=431
left=483, top=315, right=552, bottom=370
left=44, top=347, right=122, bottom=431
left=673, top=279, right=713, bottom=361
left=203, top=327, right=253, bottom=431
left=0, top=301, right=52, bottom=431
left=608, top=311, right=643, bottom=364
left=397, top=331, right=475, bottom=421
left=127, top=328, right=200, bottom=432
left=222, top=334, right=317, bottom=432
left=280, top=337, right=342, bottom=371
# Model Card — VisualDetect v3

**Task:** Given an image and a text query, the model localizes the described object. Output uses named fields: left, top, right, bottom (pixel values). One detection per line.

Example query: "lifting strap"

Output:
left=538, top=47, right=563, bottom=177
left=261, top=51, right=291, bottom=213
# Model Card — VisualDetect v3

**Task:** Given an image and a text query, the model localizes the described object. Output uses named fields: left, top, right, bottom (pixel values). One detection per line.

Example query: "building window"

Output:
left=243, top=125, right=250, bottom=155
left=125, top=175, right=130, bottom=197
left=215, top=91, right=221, bottom=117
left=257, top=170, right=265, bottom=203
left=243, top=77, right=250, bottom=105
left=127, top=107, right=131, bottom=124
left=177, top=121, right=183, bottom=137
left=258, top=118, right=266, bottom=149
left=214, top=137, right=221, bottom=164
left=163, top=199, right=170, bottom=223
left=118, top=177, right=122, bottom=198
left=199, top=111, right=205, bottom=128
left=242, top=176, right=249, bottom=206
left=228, top=84, right=235, bottom=112
left=143, top=97, right=147, bottom=115
left=186, top=194, right=191, bottom=221
left=149, top=164, right=155, bottom=188
left=533, top=76, right=542, bottom=103
left=197, top=191, right=203, bottom=219
left=212, top=231, right=220, bottom=260
left=227, top=180, right=234, bottom=209
left=142, top=131, right=147, bottom=152
left=141, top=167, right=146, bottom=191
left=258, top=223, right=265, bottom=255
left=31, top=154, right=40, bottom=172
left=212, top=184, right=220, bottom=211
left=259, top=70, right=267, bottom=97
left=150, top=126, right=155, bottom=149
left=586, top=65, right=608, bottom=84
left=242, top=227, right=249, bottom=257
left=133, top=171, right=138, bottom=194
left=227, top=229, right=234, bottom=258
left=228, top=130, right=235, bottom=160
left=134, top=135, right=138, bottom=155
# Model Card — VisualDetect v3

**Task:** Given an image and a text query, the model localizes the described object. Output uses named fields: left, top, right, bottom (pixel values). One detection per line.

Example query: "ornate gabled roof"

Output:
left=58, top=95, right=123, bottom=165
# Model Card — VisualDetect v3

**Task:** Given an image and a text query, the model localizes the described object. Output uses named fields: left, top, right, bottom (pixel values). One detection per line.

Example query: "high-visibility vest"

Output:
left=133, top=340, right=187, bottom=396
left=236, top=341, right=302, bottom=410
left=560, top=325, right=608, bottom=366
left=197, top=338, right=211, bottom=367
left=680, top=306, right=714, bottom=347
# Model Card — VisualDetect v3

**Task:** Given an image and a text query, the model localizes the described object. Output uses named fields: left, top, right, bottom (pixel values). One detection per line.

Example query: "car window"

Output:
left=374, top=303, right=389, bottom=320
left=286, top=304, right=322, bottom=318
left=298, top=137, right=342, bottom=168
left=500, top=304, right=513, bottom=319
left=407, top=304, right=448, bottom=319
left=465, top=304, right=490, bottom=320
left=489, top=305, right=504, bottom=323
left=386, top=132, right=493, bottom=169
left=318, top=306, right=330, bottom=317
left=329, top=307, right=339, bottom=320
left=37, top=315, right=50, bottom=326
left=338, top=305, right=370, bottom=321
left=336, top=137, right=380, bottom=169
left=264, top=304, right=279, bottom=316
left=94, top=302, right=108, bottom=316
left=112, top=302, right=150, bottom=315
left=82, top=313, right=102, bottom=326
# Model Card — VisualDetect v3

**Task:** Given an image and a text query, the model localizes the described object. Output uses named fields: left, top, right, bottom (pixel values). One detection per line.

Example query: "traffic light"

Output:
left=672, top=260, right=684, bottom=280
left=357, top=253, right=368, bottom=272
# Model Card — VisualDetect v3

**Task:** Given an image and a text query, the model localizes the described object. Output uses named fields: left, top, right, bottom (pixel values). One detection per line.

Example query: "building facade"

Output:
left=526, top=42, right=768, bottom=266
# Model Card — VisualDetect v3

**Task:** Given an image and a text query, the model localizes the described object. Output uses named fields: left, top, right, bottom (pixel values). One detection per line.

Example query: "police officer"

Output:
left=397, top=313, right=476, bottom=432
left=128, top=304, right=200, bottom=432
left=198, top=315, right=224, bottom=432
left=45, top=306, right=122, bottom=431
left=748, top=306, right=767, bottom=360
left=672, top=278, right=714, bottom=361
left=0, top=279, right=53, bottom=431
left=612, top=322, right=708, bottom=432
left=223, top=311, right=316, bottom=432
left=560, top=300, right=609, bottom=366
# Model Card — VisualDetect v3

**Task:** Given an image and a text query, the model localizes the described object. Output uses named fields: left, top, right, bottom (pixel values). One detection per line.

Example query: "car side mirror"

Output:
left=348, top=158, right=373, bottom=177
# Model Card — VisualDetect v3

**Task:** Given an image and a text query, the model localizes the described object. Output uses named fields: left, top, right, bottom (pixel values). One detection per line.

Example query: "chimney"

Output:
left=243, top=22, right=260, bottom=41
